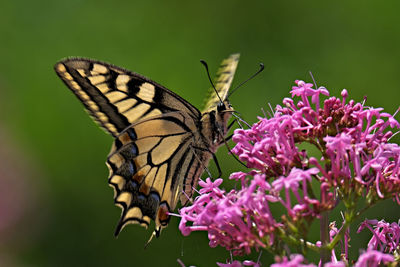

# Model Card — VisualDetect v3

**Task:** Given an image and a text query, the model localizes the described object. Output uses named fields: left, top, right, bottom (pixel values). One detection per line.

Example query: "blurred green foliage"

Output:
left=1, top=0, right=400, bottom=266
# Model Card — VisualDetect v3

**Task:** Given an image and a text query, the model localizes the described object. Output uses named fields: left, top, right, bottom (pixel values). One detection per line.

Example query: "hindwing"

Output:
left=106, top=112, right=199, bottom=235
left=202, top=53, right=239, bottom=112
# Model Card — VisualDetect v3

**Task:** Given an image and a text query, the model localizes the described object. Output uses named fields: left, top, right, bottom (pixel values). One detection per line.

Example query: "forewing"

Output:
left=106, top=112, right=198, bottom=235
left=202, top=53, right=240, bottom=112
left=54, top=58, right=201, bottom=137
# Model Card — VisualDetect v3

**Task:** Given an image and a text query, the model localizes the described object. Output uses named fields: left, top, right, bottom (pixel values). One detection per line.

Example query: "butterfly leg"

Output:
left=211, top=152, right=222, bottom=178
left=227, top=119, right=236, bottom=131
left=216, top=127, right=247, bottom=169
left=217, top=119, right=235, bottom=144
left=223, top=133, right=234, bottom=143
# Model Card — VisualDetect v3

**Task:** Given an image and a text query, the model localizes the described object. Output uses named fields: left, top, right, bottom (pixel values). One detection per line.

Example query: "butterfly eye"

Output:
left=217, top=102, right=225, bottom=112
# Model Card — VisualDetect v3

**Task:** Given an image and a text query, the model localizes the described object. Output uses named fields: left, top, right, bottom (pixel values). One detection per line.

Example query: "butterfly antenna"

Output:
left=309, top=71, right=318, bottom=89
left=228, top=62, right=264, bottom=97
left=200, top=59, right=223, bottom=103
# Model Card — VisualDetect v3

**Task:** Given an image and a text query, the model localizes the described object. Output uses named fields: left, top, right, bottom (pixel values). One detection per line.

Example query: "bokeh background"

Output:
left=1, top=1, right=400, bottom=266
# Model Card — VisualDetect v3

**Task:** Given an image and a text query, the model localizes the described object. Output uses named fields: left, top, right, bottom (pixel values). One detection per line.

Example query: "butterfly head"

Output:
left=217, top=100, right=228, bottom=112
left=200, top=99, right=234, bottom=147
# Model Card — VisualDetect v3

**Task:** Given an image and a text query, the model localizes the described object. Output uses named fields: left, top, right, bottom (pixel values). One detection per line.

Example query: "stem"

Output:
left=327, top=220, right=349, bottom=250
left=327, top=211, right=353, bottom=251
left=276, top=228, right=320, bottom=253
left=356, top=201, right=376, bottom=218
left=320, top=210, right=330, bottom=264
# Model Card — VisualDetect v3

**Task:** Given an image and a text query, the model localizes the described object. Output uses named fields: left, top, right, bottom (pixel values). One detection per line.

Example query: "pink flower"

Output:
left=217, top=261, right=243, bottom=267
left=272, top=168, right=319, bottom=217
left=354, top=249, right=394, bottom=267
left=357, top=219, right=400, bottom=253
left=178, top=80, right=400, bottom=265
left=217, top=260, right=260, bottom=267
left=323, top=262, right=346, bottom=267
left=179, top=174, right=277, bottom=255
left=271, top=254, right=316, bottom=267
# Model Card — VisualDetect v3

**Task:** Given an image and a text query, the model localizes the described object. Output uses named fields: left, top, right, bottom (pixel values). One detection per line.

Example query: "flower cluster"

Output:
left=178, top=80, right=400, bottom=265
left=179, top=176, right=277, bottom=255
left=358, top=219, right=400, bottom=254
left=233, top=81, right=400, bottom=202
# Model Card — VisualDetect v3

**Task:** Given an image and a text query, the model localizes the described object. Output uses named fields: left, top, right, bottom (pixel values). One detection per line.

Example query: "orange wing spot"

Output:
left=133, top=165, right=150, bottom=183
left=119, top=131, right=135, bottom=144
left=157, top=202, right=171, bottom=227
left=139, top=181, right=150, bottom=195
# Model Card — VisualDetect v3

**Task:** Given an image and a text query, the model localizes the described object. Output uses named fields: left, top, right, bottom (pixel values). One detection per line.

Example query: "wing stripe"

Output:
left=168, top=144, right=192, bottom=193
left=180, top=152, right=197, bottom=204
left=62, top=64, right=130, bottom=135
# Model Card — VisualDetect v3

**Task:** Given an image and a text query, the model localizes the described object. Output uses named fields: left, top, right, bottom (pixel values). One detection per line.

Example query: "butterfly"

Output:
left=54, top=54, right=239, bottom=238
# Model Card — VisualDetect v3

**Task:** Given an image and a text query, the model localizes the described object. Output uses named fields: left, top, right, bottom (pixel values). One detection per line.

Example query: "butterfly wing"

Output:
left=54, top=58, right=201, bottom=137
left=202, top=53, right=240, bottom=112
left=106, top=111, right=198, bottom=236
left=54, top=55, right=240, bottom=238
left=104, top=54, right=240, bottom=236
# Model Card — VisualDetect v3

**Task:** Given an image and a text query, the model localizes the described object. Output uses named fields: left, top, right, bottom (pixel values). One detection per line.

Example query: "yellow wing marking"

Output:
left=151, top=163, right=168, bottom=194
left=116, top=75, right=130, bottom=92
left=106, top=112, right=197, bottom=235
left=123, top=103, right=151, bottom=122
left=55, top=58, right=202, bottom=137
left=138, top=83, right=156, bottom=102
left=151, top=135, right=184, bottom=165
left=115, top=98, right=138, bottom=113
left=91, top=63, right=109, bottom=74
left=116, top=192, right=132, bottom=207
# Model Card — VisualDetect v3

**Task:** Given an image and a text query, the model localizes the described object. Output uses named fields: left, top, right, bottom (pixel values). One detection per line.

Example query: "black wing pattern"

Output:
left=106, top=112, right=199, bottom=235
left=54, top=58, right=201, bottom=137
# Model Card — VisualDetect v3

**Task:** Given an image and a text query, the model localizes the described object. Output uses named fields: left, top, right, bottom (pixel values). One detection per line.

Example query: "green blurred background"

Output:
left=1, top=0, right=400, bottom=266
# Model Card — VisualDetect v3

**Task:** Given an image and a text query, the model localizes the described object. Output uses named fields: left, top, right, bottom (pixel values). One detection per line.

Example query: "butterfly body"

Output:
left=54, top=54, right=239, bottom=237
